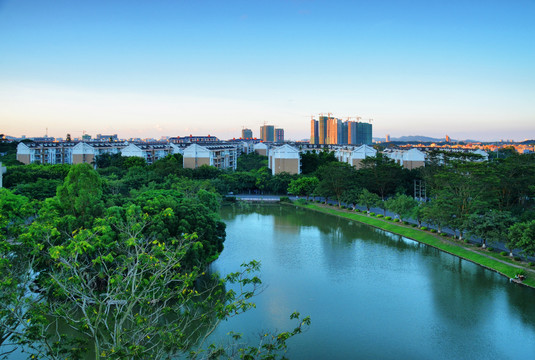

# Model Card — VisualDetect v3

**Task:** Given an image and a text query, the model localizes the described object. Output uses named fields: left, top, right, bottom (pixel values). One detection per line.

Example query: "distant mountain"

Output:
left=391, top=135, right=444, bottom=142
left=373, top=135, right=484, bottom=143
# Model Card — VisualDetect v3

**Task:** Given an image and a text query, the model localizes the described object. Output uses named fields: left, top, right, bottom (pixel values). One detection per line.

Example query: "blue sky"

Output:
left=1, top=0, right=534, bottom=141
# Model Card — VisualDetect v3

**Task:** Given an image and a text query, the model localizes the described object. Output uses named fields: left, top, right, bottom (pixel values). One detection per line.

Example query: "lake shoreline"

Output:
left=289, top=201, right=535, bottom=290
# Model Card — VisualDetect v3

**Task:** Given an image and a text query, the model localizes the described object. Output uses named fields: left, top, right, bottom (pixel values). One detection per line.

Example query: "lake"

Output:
left=208, top=204, right=535, bottom=360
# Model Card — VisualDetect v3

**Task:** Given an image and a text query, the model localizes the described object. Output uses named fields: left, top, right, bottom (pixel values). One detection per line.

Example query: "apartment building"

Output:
left=385, top=148, right=426, bottom=169
left=121, top=143, right=173, bottom=165
left=333, top=144, right=377, bottom=169
left=269, top=144, right=301, bottom=175
left=254, top=142, right=269, bottom=157
left=17, top=142, right=77, bottom=165
left=17, top=141, right=181, bottom=166
left=183, top=143, right=237, bottom=170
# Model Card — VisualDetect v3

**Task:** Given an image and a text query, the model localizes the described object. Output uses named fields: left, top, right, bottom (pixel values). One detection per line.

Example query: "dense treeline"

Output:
left=287, top=151, right=535, bottom=259
left=0, top=152, right=310, bottom=359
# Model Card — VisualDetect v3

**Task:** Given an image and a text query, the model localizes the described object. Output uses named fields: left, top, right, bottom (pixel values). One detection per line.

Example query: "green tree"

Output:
left=493, top=154, right=535, bottom=211
left=0, top=189, right=35, bottom=353
left=508, top=220, right=535, bottom=258
left=422, top=198, right=450, bottom=233
left=13, top=178, right=62, bottom=200
left=149, top=153, right=184, bottom=179
left=288, top=177, right=320, bottom=200
left=411, top=202, right=427, bottom=228
left=236, top=152, right=268, bottom=172
left=193, top=165, right=221, bottom=180
left=3, top=164, right=70, bottom=189
left=34, top=207, right=241, bottom=359
left=218, top=172, right=257, bottom=194
left=359, top=153, right=406, bottom=200
left=358, top=189, right=380, bottom=213
left=430, top=162, right=498, bottom=239
left=376, top=199, right=388, bottom=216
left=315, top=162, right=356, bottom=207
left=300, top=150, right=337, bottom=175
left=269, top=172, right=297, bottom=195
left=11, top=202, right=308, bottom=359
left=340, top=187, right=362, bottom=209
left=122, top=156, right=146, bottom=168
left=56, top=163, right=105, bottom=228
left=467, top=210, right=516, bottom=249
left=254, top=167, right=272, bottom=194
left=121, top=166, right=150, bottom=191
left=386, top=194, right=417, bottom=221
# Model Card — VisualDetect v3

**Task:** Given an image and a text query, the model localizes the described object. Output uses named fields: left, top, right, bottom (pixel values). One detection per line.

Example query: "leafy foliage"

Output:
left=315, top=162, right=356, bottom=207
left=237, top=153, right=268, bottom=172
left=385, top=194, right=417, bottom=221
left=1, top=163, right=310, bottom=359
left=467, top=210, right=516, bottom=248
left=287, top=177, right=319, bottom=200
left=300, top=150, right=337, bottom=175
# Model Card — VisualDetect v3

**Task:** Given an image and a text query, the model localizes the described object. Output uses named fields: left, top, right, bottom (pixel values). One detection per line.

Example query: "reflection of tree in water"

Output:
left=505, top=283, right=535, bottom=332
left=220, top=203, right=281, bottom=220
left=222, top=205, right=435, bottom=275
left=425, top=254, right=503, bottom=329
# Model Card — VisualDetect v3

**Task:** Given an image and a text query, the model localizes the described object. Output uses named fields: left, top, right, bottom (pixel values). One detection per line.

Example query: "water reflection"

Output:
left=213, top=204, right=535, bottom=360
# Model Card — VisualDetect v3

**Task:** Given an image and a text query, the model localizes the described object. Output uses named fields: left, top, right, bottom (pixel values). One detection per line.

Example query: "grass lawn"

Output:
left=293, top=202, right=535, bottom=289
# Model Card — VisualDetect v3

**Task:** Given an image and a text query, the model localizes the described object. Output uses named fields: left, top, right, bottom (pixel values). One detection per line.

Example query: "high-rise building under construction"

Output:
left=310, top=115, right=372, bottom=145
left=260, top=125, right=275, bottom=142
left=242, top=128, right=253, bottom=139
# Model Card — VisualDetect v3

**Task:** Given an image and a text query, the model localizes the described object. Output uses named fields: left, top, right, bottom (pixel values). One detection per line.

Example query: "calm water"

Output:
left=209, top=204, right=535, bottom=360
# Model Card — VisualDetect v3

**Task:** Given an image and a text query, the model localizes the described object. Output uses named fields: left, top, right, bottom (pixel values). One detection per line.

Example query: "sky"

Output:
left=0, top=0, right=534, bottom=141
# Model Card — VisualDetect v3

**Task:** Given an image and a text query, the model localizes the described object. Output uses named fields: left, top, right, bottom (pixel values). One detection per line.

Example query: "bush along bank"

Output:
left=291, top=201, right=535, bottom=289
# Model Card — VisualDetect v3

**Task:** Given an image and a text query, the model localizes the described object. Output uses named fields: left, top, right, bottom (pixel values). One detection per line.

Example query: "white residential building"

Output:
left=268, top=144, right=301, bottom=175
left=183, top=144, right=237, bottom=170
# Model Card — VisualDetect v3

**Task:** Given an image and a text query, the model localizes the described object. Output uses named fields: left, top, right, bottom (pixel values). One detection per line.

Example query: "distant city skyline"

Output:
left=1, top=0, right=534, bottom=141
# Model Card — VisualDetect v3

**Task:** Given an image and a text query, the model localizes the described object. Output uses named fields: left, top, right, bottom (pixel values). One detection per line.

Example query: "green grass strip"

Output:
left=296, top=202, right=535, bottom=289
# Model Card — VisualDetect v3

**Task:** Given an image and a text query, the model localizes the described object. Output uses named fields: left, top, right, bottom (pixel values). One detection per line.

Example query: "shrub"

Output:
left=464, top=239, right=469, bottom=243
left=430, top=229, right=437, bottom=233
left=355, top=209, right=360, bottom=212
left=500, top=251, right=507, bottom=256
left=279, top=196, right=291, bottom=203
left=341, top=206, right=346, bottom=209
left=384, top=216, right=392, bottom=220
left=476, top=244, right=482, bottom=247
left=487, top=247, right=493, bottom=252
left=376, top=214, right=383, bottom=218
left=369, top=212, right=375, bottom=216
left=420, top=226, right=428, bottom=231
left=403, top=221, right=409, bottom=225
left=296, top=198, right=308, bottom=205
left=514, top=256, right=521, bottom=262
left=411, top=224, right=417, bottom=227
left=528, top=262, right=534, bottom=267
left=440, top=233, right=447, bottom=237
left=393, top=219, right=400, bottom=222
